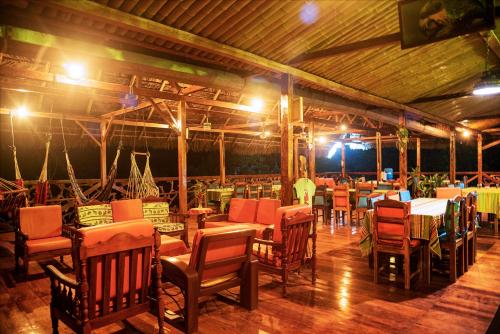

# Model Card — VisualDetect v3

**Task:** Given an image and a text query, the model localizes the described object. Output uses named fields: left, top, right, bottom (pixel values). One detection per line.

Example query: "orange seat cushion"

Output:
left=378, top=238, right=421, bottom=248
left=435, top=187, right=461, bottom=199
left=111, top=199, right=144, bottom=222
left=334, top=196, right=348, bottom=207
left=228, top=198, right=259, bottom=224
left=26, top=236, right=71, bottom=255
left=255, top=198, right=281, bottom=225
left=377, top=222, right=404, bottom=240
left=273, top=204, right=311, bottom=243
left=205, top=221, right=267, bottom=238
left=20, top=205, right=62, bottom=240
left=159, top=235, right=188, bottom=257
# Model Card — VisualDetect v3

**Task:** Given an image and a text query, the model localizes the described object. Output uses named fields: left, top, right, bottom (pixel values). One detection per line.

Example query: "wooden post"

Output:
left=99, top=120, right=107, bottom=186
left=399, top=112, right=407, bottom=189
left=450, top=131, right=456, bottom=184
left=376, top=132, right=382, bottom=182
left=280, top=74, right=294, bottom=206
left=308, top=121, right=315, bottom=181
left=341, top=142, right=346, bottom=177
left=177, top=98, right=188, bottom=214
left=416, top=137, right=421, bottom=177
left=478, top=134, right=482, bottom=186
left=293, top=136, right=299, bottom=180
left=219, top=133, right=225, bottom=185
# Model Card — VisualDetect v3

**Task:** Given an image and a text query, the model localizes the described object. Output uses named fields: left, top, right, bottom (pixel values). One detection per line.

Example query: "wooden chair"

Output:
left=367, top=193, right=385, bottom=209
left=439, top=197, right=465, bottom=282
left=261, top=182, right=273, bottom=198
left=312, top=185, right=329, bottom=224
left=15, top=205, right=73, bottom=277
left=247, top=183, right=260, bottom=199
left=253, top=211, right=316, bottom=296
left=436, top=187, right=461, bottom=199
left=355, top=182, right=374, bottom=225
left=233, top=182, right=247, bottom=198
left=47, top=219, right=164, bottom=334
left=463, top=192, right=477, bottom=271
left=332, top=184, right=350, bottom=226
left=373, top=200, right=423, bottom=290
left=161, top=226, right=257, bottom=334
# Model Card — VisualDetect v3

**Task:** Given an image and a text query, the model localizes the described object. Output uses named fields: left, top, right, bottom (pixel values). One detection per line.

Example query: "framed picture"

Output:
left=398, top=0, right=495, bottom=49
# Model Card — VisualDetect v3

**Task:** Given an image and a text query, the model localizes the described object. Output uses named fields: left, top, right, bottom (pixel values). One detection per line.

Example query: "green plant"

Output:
left=193, top=181, right=205, bottom=207
left=417, top=172, right=448, bottom=198
left=396, top=127, right=409, bottom=153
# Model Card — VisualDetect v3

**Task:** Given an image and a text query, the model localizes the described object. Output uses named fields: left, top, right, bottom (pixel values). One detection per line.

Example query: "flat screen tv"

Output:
left=398, top=0, right=496, bottom=49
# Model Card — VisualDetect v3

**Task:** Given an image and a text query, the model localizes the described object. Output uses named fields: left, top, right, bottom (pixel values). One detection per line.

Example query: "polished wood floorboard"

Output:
left=0, top=219, right=499, bottom=334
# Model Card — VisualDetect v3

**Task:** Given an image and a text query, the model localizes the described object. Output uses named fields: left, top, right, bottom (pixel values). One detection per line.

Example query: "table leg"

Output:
left=424, top=241, right=431, bottom=286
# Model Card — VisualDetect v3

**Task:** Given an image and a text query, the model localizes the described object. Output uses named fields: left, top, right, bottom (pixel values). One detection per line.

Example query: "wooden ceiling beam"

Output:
left=74, top=120, right=100, bottom=147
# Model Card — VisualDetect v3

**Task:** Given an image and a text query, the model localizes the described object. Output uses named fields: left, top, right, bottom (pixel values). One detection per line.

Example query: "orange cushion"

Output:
left=204, top=221, right=266, bottom=238
left=159, top=235, right=188, bottom=257
left=228, top=198, right=258, bottom=224
left=190, top=225, right=253, bottom=280
left=273, top=204, right=311, bottom=243
left=26, top=236, right=71, bottom=255
left=325, top=178, right=335, bottom=188
left=20, top=205, right=62, bottom=240
left=334, top=196, right=348, bottom=207
left=111, top=199, right=144, bottom=222
left=377, top=222, right=404, bottom=240
left=255, top=198, right=281, bottom=225
left=378, top=238, right=421, bottom=248
left=436, top=187, right=461, bottom=199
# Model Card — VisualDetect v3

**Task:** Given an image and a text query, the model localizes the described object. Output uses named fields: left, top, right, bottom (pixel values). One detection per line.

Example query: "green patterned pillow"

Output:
left=142, top=202, right=169, bottom=225
left=77, top=204, right=113, bottom=227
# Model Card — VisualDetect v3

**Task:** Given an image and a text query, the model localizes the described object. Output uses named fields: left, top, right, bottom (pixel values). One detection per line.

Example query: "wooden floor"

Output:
left=1, top=219, right=499, bottom=334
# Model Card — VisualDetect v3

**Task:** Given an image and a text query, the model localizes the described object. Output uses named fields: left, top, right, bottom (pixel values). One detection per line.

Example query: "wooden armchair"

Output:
left=355, top=182, right=374, bottom=225
left=253, top=211, right=316, bottom=296
left=373, top=200, right=423, bottom=290
left=332, top=184, right=350, bottom=226
left=15, top=205, right=73, bottom=277
left=47, top=219, right=164, bottom=334
left=161, top=226, right=257, bottom=334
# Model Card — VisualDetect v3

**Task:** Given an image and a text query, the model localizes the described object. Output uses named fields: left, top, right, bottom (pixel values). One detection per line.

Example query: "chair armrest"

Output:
left=15, top=230, right=29, bottom=243
left=253, top=238, right=279, bottom=247
left=160, top=256, right=198, bottom=290
left=46, top=265, right=78, bottom=289
left=204, top=214, right=228, bottom=222
left=62, top=224, right=77, bottom=239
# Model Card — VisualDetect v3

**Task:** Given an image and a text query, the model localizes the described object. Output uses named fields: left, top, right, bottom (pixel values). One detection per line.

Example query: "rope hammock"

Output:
left=0, top=178, right=28, bottom=219
left=61, top=119, right=121, bottom=205
left=9, top=114, right=23, bottom=187
left=34, top=135, right=51, bottom=205
left=126, top=152, right=159, bottom=199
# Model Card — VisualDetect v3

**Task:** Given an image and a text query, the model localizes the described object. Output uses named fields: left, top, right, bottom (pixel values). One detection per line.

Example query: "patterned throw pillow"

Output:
left=77, top=204, right=113, bottom=227
left=142, top=202, right=169, bottom=225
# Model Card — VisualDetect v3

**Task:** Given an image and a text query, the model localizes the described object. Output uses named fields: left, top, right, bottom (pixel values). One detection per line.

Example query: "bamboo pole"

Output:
left=280, top=74, right=294, bottom=206
left=341, top=142, right=346, bottom=178
left=478, top=134, right=483, bottom=186
left=293, top=136, right=299, bottom=180
left=416, top=137, right=421, bottom=177
left=450, top=131, right=456, bottom=183
left=177, top=98, right=188, bottom=214
left=99, top=121, right=107, bottom=186
left=399, top=112, right=407, bottom=189
left=376, top=131, right=382, bottom=182
left=308, top=121, right=316, bottom=181
left=219, top=133, right=226, bottom=185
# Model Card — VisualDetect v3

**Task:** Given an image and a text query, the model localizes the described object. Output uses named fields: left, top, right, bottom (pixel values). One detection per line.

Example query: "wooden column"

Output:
left=416, top=137, right=421, bottom=176
left=219, top=133, right=225, bottom=185
left=478, top=134, right=483, bottom=186
left=293, top=136, right=299, bottom=180
left=99, top=120, right=107, bottom=186
left=280, top=74, right=294, bottom=206
left=177, top=98, right=188, bottom=214
left=450, top=131, right=456, bottom=184
left=308, top=121, right=315, bottom=181
left=376, top=132, right=382, bottom=182
left=341, top=142, right=346, bottom=177
left=399, top=112, right=407, bottom=189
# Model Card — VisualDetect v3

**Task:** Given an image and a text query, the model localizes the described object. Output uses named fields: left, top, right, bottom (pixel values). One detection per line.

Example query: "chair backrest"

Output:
left=356, top=182, right=374, bottom=208
left=141, top=197, right=170, bottom=225
left=367, top=193, right=385, bottom=209
left=386, top=190, right=400, bottom=201
left=373, top=200, right=410, bottom=246
left=233, top=182, right=247, bottom=198
left=261, top=182, right=273, bottom=198
left=273, top=204, right=312, bottom=243
left=247, top=183, right=260, bottom=199
left=255, top=198, right=281, bottom=225
left=75, top=219, right=158, bottom=320
left=228, top=198, right=259, bottom=223
left=279, top=211, right=315, bottom=268
left=436, top=187, right=461, bottom=199
left=111, top=199, right=144, bottom=222
left=466, top=192, right=477, bottom=231
left=444, top=197, right=463, bottom=238
left=19, top=205, right=62, bottom=239
left=313, top=185, right=327, bottom=206
left=188, top=226, right=255, bottom=282
left=324, top=178, right=335, bottom=189
left=333, top=184, right=349, bottom=209
left=399, top=190, right=411, bottom=202
left=376, top=183, right=393, bottom=190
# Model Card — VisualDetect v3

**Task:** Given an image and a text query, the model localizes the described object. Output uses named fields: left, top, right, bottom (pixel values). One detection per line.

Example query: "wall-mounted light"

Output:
left=12, top=106, right=30, bottom=118
left=63, top=62, right=86, bottom=80
left=250, top=97, right=264, bottom=113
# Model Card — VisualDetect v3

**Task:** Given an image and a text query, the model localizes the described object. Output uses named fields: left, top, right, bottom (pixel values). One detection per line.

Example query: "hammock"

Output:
left=34, top=135, right=51, bottom=205
left=0, top=178, right=28, bottom=219
left=126, top=152, right=159, bottom=199
left=10, top=115, right=23, bottom=187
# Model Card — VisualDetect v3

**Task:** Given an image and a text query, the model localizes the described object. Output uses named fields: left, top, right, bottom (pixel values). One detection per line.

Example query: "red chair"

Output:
left=332, top=184, right=350, bottom=226
left=161, top=226, right=257, bottom=334
left=47, top=219, right=164, bottom=334
left=15, top=205, right=72, bottom=277
left=373, top=200, right=423, bottom=290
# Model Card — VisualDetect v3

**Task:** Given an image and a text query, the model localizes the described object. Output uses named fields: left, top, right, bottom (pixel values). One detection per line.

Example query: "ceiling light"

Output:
left=250, top=97, right=264, bottom=112
left=462, top=130, right=470, bottom=138
left=340, top=124, right=347, bottom=131
left=63, top=62, right=86, bottom=80
left=317, top=136, right=326, bottom=144
left=12, top=106, right=30, bottom=118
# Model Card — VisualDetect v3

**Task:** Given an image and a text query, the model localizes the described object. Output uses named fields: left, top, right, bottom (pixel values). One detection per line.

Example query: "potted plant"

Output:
left=417, top=172, right=448, bottom=198
left=193, top=181, right=205, bottom=208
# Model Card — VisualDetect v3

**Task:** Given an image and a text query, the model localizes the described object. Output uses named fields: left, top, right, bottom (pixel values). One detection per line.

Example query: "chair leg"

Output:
left=184, top=283, right=199, bottom=334
left=50, top=306, right=59, bottom=334
left=404, top=252, right=411, bottom=290
left=463, top=239, right=468, bottom=272
left=459, top=244, right=465, bottom=277
left=373, top=249, right=379, bottom=284
left=282, top=270, right=289, bottom=297
left=240, top=260, right=258, bottom=310
left=449, top=247, right=457, bottom=283
left=23, top=256, right=29, bottom=278
left=424, top=243, right=431, bottom=285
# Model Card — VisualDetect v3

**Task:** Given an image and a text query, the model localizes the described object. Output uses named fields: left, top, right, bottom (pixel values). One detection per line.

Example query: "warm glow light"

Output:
left=317, top=136, right=326, bottom=144
left=12, top=106, right=30, bottom=118
left=340, top=124, right=347, bottom=131
left=472, top=85, right=500, bottom=96
left=462, top=130, right=470, bottom=138
left=250, top=97, right=264, bottom=112
left=63, top=62, right=86, bottom=80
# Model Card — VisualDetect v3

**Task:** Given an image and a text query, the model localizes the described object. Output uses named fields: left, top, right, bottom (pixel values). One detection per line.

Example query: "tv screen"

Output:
left=398, top=0, right=495, bottom=49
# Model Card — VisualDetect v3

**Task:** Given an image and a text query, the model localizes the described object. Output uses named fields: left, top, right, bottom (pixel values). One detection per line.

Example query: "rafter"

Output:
left=74, top=120, right=100, bottom=147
